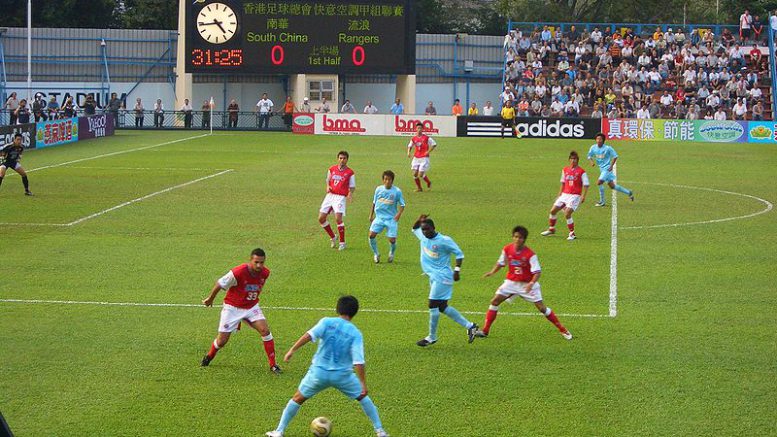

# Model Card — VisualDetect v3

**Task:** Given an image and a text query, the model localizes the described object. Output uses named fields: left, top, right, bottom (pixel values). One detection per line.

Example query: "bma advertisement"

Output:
left=35, top=118, right=79, bottom=148
left=79, top=114, right=116, bottom=140
left=456, top=116, right=600, bottom=139
left=0, top=123, right=37, bottom=150
left=602, top=119, right=748, bottom=142
left=311, top=114, right=457, bottom=137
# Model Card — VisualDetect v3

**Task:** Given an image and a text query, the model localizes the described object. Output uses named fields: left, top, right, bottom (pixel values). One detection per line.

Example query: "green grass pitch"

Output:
left=1, top=130, right=775, bottom=436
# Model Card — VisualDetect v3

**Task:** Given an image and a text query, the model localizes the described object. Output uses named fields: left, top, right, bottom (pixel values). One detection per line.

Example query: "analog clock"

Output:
left=196, top=2, right=237, bottom=44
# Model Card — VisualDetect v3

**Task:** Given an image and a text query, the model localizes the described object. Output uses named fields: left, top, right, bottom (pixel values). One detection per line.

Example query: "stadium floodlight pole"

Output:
left=26, top=0, right=32, bottom=101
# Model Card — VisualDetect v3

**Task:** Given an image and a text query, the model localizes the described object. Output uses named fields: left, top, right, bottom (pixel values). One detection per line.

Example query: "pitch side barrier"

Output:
left=0, top=114, right=115, bottom=151
left=456, top=116, right=600, bottom=139
left=602, top=118, right=777, bottom=144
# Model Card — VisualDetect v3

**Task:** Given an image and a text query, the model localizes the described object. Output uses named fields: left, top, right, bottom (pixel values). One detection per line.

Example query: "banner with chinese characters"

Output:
left=747, top=121, right=777, bottom=143
left=602, top=119, right=748, bottom=143
left=35, top=118, right=79, bottom=148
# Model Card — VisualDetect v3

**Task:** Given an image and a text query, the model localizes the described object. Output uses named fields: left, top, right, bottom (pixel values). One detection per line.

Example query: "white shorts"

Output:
left=554, top=193, right=582, bottom=211
left=218, top=303, right=265, bottom=333
left=411, top=157, right=430, bottom=173
left=496, top=280, right=543, bottom=303
left=319, top=193, right=347, bottom=215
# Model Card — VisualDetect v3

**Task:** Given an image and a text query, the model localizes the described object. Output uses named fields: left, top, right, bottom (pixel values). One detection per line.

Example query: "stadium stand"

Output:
left=502, top=23, right=774, bottom=120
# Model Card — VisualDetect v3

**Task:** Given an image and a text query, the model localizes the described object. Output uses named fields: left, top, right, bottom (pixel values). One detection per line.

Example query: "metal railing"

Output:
left=115, top=110, right=292, bottom=131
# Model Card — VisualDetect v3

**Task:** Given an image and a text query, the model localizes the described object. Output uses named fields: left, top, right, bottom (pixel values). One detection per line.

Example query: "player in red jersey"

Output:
left=541, top=151, right=589, bottom=241
left=200, top=248, right=281, bottom=374
left=407, top=123, right=437, bottom=192
left=476, top=226, right=572, bottom=340
left=318, top=150, right=356, bottom=250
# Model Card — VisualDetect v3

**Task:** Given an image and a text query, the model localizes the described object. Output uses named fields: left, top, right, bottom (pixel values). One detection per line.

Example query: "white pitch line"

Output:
left=66, top=166, right=226, bottom=171
left=25, top=133, right=209, bottom=174
left=620, top=182, right=774, bottom=230
left=0, top=299, right=610, bottom=318
left=609, top=167, right=619, bottom=318
left=64, top=169, right=233, bottom=226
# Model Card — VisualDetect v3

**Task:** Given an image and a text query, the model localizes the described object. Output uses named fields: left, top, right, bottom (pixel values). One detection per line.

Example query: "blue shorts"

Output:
left=298, top=367, right=362, bottom=399
left=598, top=170, right=616, bottom=183
left=369, top=217, right=398, bottom=238
left=428, top=276, right=454, bottom=300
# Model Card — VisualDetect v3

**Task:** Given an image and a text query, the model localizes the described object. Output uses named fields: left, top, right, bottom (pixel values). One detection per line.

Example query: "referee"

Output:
left=500, top=100, right=517, bottom=139
left=0, top=133, right=33, bottom=196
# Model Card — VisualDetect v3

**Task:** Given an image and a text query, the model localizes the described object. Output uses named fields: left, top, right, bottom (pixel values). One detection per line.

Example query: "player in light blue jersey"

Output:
left=412, top=214, right=479, bottom=347
left=368, top=170, right=405, bottom=263
left=587, top=132, right=635, bottom=206
left=265, top=296, right=389, bottom=437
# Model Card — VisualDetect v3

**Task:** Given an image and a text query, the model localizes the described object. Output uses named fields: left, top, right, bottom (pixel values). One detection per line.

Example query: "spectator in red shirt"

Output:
left=749, top=45, right=762, bottom=69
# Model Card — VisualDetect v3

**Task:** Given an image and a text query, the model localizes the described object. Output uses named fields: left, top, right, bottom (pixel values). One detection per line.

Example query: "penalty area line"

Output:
left=609, top=167, right=619, bottom=318
left=0, top=299, right=610, bottom=319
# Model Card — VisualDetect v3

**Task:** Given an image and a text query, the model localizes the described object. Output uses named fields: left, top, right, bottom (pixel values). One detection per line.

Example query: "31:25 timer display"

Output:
left=191, top=49, right=244, bottom=67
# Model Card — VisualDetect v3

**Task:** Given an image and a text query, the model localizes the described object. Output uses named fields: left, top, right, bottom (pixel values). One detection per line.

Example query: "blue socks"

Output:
left=389, top=241, right=396, bottom=255
left=428, top=308, right=440, bottom=341
left=359, top=396, right=383, bottom=430
left=599, top=185, right=606, bottom=203
left=614, top=184, right=632, bottom=196
left=368, top=237, right=379, bottom=256
left=276, top=399, right=301, bottom=432
left=443, top=306, right=473, bottom=329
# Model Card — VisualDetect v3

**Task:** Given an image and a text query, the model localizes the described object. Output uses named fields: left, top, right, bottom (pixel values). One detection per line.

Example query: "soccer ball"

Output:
left=310, top=416, right=332, bottom=436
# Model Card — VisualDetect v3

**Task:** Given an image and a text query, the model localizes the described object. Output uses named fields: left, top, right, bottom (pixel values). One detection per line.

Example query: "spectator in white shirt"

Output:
left=659, top=91, right=674, bottom=107
left=749, top=86, right=763, bottom=100
left=255, top=93, right=274, bottom=130
left=732, top=98, right=748, bottom=120
left=340, top=99, right=356, bottom=113
left=714, top=107, right=727, bottom=120
left=550, top=98, right=564, bottom=117
left=363, top=101, right=378, bottom=114
left=636, top=107, right=651, bottom=119
left=740, top=10, right=753, bottom=41
left=482, top=101, right=495, bottom=116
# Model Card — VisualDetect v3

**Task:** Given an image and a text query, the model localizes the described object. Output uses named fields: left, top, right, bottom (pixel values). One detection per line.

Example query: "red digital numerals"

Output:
left=191, top=49, right=243, bottom=67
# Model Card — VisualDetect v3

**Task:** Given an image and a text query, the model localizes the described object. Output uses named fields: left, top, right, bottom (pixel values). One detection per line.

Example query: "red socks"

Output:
left=566, top=219, right=575, bottom=232
left=549, top=215, right=557, bottom=230
left=545, top=309, right=566, bottom=332
left=262, top=335, right=277, bottom=367
left=321, top=221, right=335, bottom=239
left=337, top=222, right=345, bottom=243
left=483, top=306, right=499, bottom=334
left=414, top=177, right=422, bottom=190
left=207, top=340, right=220, bottom=359
left=423, top=175, right=431, bottom=188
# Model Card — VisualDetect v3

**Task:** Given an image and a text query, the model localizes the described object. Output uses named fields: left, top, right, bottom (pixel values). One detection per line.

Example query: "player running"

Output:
left=265, top=296, right=389, bottom=437
left=200, top=248, right=281, bottom=374
left=412, top=214, right=479, bottom=347
left=541, top=151, right=589, bottom=240
left=587, top=133, right=634, bottom=206
left=318, top=150, right=355, bottom=250
left=0, top=133, right=33, bottom=196
left=407, top=123, right=436, bottom=192
left=476, top=226, right=572, bottom=340
left=368, top=170, right=405, bottom=263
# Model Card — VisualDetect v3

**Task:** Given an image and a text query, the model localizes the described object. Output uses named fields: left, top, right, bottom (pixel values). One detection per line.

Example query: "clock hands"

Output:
left=198, top=19, right=227, bottom=34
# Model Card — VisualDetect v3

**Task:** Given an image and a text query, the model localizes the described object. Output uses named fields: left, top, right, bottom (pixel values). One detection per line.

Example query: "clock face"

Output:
left=197, top=2, right=237, bottom=44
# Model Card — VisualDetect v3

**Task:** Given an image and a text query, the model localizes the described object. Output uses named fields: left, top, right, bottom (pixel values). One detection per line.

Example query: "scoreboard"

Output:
left=185, top=0, right=416, bottom=74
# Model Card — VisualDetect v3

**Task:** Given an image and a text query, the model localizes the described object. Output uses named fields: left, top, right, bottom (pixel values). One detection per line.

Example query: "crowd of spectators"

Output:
left=501, top=15, right=775, bottom=121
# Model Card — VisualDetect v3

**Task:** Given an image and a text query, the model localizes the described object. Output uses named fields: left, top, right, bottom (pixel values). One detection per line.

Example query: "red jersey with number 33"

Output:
left=499, top=244, right=540, bottom=282
left=561, top=165, right=588, bottom=195
left=224, top=264, right=270, bottom=309
left=409, top=134, right=435, bottom=158
left=328, top=165, right=355, bottom=196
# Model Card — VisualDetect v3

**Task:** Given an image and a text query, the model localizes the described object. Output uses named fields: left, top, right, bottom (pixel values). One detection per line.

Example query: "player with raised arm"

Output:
left=318, top=150, right=355, bottom=250
left=407, top=123, right=436, bottom=192
left=412, top=214, right=479, bottom=347
left=368, top=170, right=405, bottom=263
left=265, top=296, right=389, bottom=437
left=477, top=226, right=572, bottom=340
left=541, top=151, right=590, bottom=240
left=588, top=133, right=634, bottom=207
left=0, top=134, right=33, bottom=196
left=200, top=248, right=281, bottom=374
